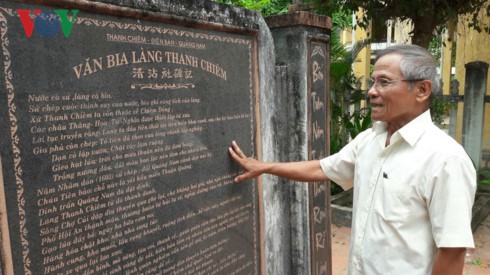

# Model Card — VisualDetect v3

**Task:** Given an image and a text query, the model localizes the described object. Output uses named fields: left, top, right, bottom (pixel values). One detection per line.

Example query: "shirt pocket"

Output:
left=374, top=177, right=412, bottom=223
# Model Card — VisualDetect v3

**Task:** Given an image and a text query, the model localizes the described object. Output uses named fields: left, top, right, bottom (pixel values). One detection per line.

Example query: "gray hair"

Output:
left=375, top=44, right=441, bottom=95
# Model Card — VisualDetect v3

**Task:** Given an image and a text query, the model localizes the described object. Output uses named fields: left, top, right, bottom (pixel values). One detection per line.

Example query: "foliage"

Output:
left=215, top=0, right=269, bottom=11
left=480, top=169, right=490, bottom=179
left=480, top=169, right=490, bottom=188
left=468, top=258, right=483, bottom=266
left=305, top=0, right=490, bottom=48
left=214, top=0, right=290, bottom=16
left=329, top=29, right=372, bottom=194
left=345, top=109, right=372, bottom=140
left=428, top=35, right=442, bottom=66
left=328, top=6, right=353, bottom=29
left=481, top=179, right=490, bottom=185
left=260, top=0, right=290, bottom=16
left=430, top=96, right=450, bottom=126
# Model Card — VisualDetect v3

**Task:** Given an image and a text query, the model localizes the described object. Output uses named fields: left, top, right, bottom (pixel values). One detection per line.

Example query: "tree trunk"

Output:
left=411, top=15, right=438, bottom=48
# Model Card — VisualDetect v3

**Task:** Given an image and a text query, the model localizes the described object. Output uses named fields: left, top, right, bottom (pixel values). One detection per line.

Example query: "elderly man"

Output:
left=229, top=44, right=476, bottom=275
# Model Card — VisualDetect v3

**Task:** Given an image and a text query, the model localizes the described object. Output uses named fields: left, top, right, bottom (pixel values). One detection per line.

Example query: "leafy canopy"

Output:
left=215, top=0, right=490, bottom=47
left=308, top=0, right=490, bottom=47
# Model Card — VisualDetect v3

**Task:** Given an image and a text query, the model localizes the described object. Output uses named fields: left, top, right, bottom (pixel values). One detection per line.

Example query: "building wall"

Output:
left=352, top=9, right=371, bottom=89
left=349, top=14, right=413, bottom=88
left=454, top=0, right=490, bottom=168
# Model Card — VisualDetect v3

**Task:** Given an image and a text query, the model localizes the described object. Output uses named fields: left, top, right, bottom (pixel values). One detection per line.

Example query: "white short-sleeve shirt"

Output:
left=320, top=110, right=476, bottom=275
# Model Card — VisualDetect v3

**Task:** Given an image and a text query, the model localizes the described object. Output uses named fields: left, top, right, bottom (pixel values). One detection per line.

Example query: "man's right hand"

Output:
left=228, top=141, right=328, bottom=183
left=228, top=140, right=269, bottom=183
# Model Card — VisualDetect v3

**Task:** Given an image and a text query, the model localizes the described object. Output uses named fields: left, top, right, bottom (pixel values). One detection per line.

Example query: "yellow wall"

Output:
left=454, top=0, right=490, bottom=165
left=441, top=23, right=455, bottom=95
left=393, top=18, right=412, bottom=44
left=352, top=9, right=371, bottom=89
left=341, top=27, right=353, bottom=45
left=351, top=16, right=413, bottom=87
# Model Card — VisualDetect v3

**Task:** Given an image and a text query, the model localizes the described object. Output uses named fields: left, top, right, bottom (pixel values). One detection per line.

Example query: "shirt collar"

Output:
left=372, top=110, right=433, bottom=147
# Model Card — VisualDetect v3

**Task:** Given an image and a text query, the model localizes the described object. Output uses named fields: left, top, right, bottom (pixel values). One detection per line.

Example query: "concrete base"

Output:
left=472, top=192, right=490, bottom=232
left=330, top=189, right=353, bottom=228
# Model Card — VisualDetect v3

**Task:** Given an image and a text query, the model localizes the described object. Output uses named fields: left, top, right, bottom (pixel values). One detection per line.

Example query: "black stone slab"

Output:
left=0, top=1, right=261, bottom=274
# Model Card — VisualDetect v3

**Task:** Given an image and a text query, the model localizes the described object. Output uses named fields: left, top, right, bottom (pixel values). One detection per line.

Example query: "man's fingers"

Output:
left=229, top=140, right=257, bottom=183
left=231, top=140, right=246, bottom=158
left=228, top=147, right=242, bottom=163
left=234, top=173, right=249, bottom=183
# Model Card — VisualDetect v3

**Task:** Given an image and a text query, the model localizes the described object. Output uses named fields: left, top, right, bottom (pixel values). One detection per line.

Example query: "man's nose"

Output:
left=367, top=85, right=378, bottom=97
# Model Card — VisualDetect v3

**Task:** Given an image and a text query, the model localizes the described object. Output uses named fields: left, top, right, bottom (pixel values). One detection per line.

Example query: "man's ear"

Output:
left=416, top=80, right=432, bottom=103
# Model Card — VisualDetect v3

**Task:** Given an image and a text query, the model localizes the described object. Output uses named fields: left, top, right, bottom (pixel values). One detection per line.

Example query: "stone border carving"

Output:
left=0, top=6, right=32, bottom=275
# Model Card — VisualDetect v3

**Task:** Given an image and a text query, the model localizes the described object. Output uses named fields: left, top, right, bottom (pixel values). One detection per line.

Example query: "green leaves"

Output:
left=214, top=0, right=289, bottom=16
left=430, top=96, right=450, bottom=126
left=481, top=180, right=490, bottom=185
left=345, top=109, right=372, bottom=140
left=214, top=0, right=270, bottom=11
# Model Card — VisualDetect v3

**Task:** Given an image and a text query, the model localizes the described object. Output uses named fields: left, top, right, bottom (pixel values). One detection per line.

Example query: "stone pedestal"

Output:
left=462, top=61, right=489, bottom=169
left=265, top=11, right=332, bottom=275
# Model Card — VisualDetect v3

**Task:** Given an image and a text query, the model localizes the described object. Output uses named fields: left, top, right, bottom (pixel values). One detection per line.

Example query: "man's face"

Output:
left=367, top=54, right=422, bottom=130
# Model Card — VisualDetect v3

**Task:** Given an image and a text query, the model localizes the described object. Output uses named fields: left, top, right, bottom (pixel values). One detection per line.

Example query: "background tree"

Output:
left=216, top=0, right=490, bottom=47
left=310, top=0, right=490, bottom=47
